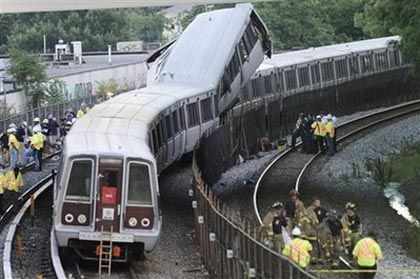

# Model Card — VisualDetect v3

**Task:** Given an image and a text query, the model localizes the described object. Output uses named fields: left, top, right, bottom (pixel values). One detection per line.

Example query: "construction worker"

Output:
left=325, top=114, right=336, bottom=156
left=352, top=231, right=382, bottom=279
left=285, top=190, right=305, bottom=227
left=30, top=117, right=41, bottom=136
left=311, top=115, right=326, bottom=154
left=282, top=227, right=313, bottom=269
left=324, top=209, right=345, bottom=268
left=6, top=167, right=23, bottom=193
left=77, top=102, right=87, bottom=118
left=341, top=202, right=361, bottom=257
left=8, top=127, right=20, bottom=169
left=31, top=127, right=44, bottom=171
left=271, top=203, right=289, bottom=250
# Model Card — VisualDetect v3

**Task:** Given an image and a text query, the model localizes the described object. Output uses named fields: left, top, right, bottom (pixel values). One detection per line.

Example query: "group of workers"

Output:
left=0, top=103, right=89, bottom=213
left=291, top=112, right=337, bottom=156
left=263, top=190, right=382, bottom=279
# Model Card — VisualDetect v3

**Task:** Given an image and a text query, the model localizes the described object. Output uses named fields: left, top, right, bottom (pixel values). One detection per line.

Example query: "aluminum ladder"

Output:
left=98, top=225, right=113, bottom=275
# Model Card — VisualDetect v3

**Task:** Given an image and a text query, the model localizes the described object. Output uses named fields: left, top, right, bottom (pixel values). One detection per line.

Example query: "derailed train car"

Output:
left=53, top=3, right=271, bottom=261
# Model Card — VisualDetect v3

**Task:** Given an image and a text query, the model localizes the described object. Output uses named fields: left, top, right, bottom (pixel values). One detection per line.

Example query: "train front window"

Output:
left=127, top=162, right=152, bottom=206
left=65, top=160, right=93, bottom=202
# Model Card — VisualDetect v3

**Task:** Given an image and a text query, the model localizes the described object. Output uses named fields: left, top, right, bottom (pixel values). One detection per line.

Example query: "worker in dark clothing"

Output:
left=284, top=189, right=305, bottom=227
left=326, top=209, right=344, bottom=268
left=291, top=113, right=305, bottom=148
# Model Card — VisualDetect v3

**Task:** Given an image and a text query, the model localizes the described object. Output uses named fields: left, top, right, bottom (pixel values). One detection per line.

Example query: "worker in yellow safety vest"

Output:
left=31, top=128, right=44, bottom=171
left=311, top=115, right=326, bottom=154
left=77, top=102, right=87, bottom=118
left=352, top=231, right=382, bottom=279
left=5, top=167, right=23, bottom=193
left=282, top=227, right=313, bottom=268
left=324, top=114, right=336, bottom=156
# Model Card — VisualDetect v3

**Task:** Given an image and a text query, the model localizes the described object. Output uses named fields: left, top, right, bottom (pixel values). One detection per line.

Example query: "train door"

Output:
left=95, top=158, right=123, bottom=233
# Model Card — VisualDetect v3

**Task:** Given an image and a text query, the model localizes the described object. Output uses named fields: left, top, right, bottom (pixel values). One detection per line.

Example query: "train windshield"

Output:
left=127, top=162, right=152, bottom=206
left=65, top=159, right=93, bottom=202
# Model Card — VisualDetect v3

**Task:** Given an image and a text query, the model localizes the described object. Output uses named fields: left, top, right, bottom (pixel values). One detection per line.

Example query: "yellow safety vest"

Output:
left=311, top=121, right=326, bottom=137
left=31, top=133, right=44, bottom=150
left=352, top=237, right=382, bottom=267
left=325, top=122, right=335, bottom=138
left=77, top=109, right=85, bottom=118
left=8, top=134, right=20, bottom=150
left=5, top=170, right=23, bottom=192
left=282, top=238, right=313, bottom=268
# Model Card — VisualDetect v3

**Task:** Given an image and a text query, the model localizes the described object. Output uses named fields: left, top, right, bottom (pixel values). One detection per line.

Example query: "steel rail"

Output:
left=253, top=99, right=420, bottom=226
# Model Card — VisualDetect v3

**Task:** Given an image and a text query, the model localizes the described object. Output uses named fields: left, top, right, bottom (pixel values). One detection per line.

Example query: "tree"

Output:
left=354, top=0, right=420, bottom=74
left=7, top=50, right=47, bottom=107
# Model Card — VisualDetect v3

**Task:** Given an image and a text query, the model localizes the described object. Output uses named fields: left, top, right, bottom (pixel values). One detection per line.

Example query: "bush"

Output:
left=365, top=157, right=394, bottom=187
left=403, top=225, right=420, bottom=260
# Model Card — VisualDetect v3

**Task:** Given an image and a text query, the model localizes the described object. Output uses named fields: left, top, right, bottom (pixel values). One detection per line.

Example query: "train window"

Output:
left=264, top=76, right=273, bottom=94
left=252, top=78, right=261, bottom=98
left=310, top=64, right=320, bottom=84
left=225, top=50, right=241, bottom=84
left=298, top=67, right=310, bottom=87
left=213, top=95, right=219, bottom=116
left=375, top=52, right=389, bottom=70
left=285, top=69, right=297, bottom=90
left=152, top=128, right=158, bottom=153
left=165, top=115, right=172, bottom=139
left=335, top=59, right=349, bottom=79
left=172, top=111, right=179, bottom=134
left=360, top=54, right=374, bottom=73
left=389, top=50, right=401, bottom=67
left=278, top=72, right=284, bottom=92
left=65, top=160, right=93, bottom=202
left=239, top=39, right=248, bottom=62
left=187, top=102, right=200, bottom=127
left=127, top=162, right=152, bottom=206
left=200, top=98, right=213, bottom=122
left=350, top=56, right=360, bottom=75
left=156, top=122, right=163, bottom=148
left=321, top=62, right=334, bottom=81
left=179, top=107, right=186, bottom=130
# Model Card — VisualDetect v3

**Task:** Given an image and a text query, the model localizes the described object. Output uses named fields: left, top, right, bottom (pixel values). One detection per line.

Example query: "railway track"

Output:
left=252, top=100, right=420, bottom=278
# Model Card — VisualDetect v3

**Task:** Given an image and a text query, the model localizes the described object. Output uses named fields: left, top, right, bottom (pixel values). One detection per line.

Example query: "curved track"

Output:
left=254, top=99, right=420, bottom=224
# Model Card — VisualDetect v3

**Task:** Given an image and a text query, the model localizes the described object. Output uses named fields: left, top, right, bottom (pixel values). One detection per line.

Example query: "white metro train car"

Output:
left=53, top=4, right=271, bottom=261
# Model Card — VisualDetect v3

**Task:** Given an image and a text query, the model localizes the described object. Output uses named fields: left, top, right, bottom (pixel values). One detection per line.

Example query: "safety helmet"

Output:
left=33, top=117, right=40, bottom=123
left=327, top=114, right=333, bottom=120
left=272, top=201, right=284, bottom=209
left=289, top=189, right=299, bottom=197
left=7, top=127, right=16, bottom=133
left=316, top=115, right=322, bottom=120
left=327, top=209, right=337, bottom=217
left=71, top=118, right=77, bottom=124
left=81, top=102, right=86, bottom=107
left=292, top=227, right=302, bottom=236
left=345, top=202, right=356, bottom=211
left=9, top=123, right=17, bottom=129
left=65, top=121, right=72, bottom=126
left=21, top=121, right=28, bottom=127
left=42, top=119, right=49, bottom=124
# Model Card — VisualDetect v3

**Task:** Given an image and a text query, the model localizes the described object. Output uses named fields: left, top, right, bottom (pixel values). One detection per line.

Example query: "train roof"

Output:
left=258, top=36, right=400, bottom=71
left=154, top=3, right=254, bottom=86
left=64, top=82, right=212, bottom=159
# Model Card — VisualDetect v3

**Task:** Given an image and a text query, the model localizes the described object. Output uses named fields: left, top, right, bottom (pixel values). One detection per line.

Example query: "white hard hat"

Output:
left=65, top=121, right=73, bottom=126
left=42, top=119, right=49, bottom=124
left=21, top=121, right=28, bottom=127
left=292, top=227, right=302, bottom=236
left=33, top=117, right=40, bottom=123
left=7, top=127, right=16, bottom=133
left=327, top=114, right=333, bottom=119
left=316, top=115, right=321, bottom=119
left=71, top=118, right=77, bottom=124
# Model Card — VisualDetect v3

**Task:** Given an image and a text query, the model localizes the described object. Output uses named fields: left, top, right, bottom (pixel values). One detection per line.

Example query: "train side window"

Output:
left=152, top=128, right=159, bottom=153
left=179, top=107, right=186, bottom=130
left=213, top=95, right=219, bottom=116
left=127, top=162, right=152, bottom=206
left=375, top=52, right=388, bottom=70
left=321, top=62, right=334, bottom=81
left=335, top=59, right=348, bottom=79
left=245, top=24, right=258, bottom=49
left=187, top=102, right=199, bottom=127
left=156, top=122, right=163, bottom=148
left=360, top=54, right=374, bottom=73
left=65, top=159, right=93, bottom=202
left=239, top=39, right=248, bottom=62
left=278, top=72, right=284, bottom=92
left=172, top=111, right=179, bottom=134
left=285, top=69, right=297, bottom=90
left=200, top=98, right=213, bottom=122
left=165, top=115, right=172, bottom=139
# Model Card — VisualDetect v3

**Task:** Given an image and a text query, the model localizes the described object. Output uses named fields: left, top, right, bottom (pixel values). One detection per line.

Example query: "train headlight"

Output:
left=128, top=217, right=138, bottom=227
left=141, top=218, right=151, bottom=228
left=77, top=214, right=87, bottom=224
left=64, top=214, right=74, bottom=223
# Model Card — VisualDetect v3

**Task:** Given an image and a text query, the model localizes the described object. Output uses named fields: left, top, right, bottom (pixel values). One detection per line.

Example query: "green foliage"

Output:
left=365, top=157, right=394, bottom=187
left=0, top=8, right=166, bottom=53
left=41, top=79, right=66, bottom=104
left=95, top=79, right=120, bottom=95
left=255, top=0, right=365, bottom=49
left=7, top=50, right=48, bottom=108
left=403, top=225, right=420, bottom=260
left=354, top=0, right=420, bottom=74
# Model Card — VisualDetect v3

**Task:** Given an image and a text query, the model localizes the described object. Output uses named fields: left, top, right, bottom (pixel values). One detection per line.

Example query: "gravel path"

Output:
left=132, top=158, right=208, bottom=278
left=306, top=114, right=420, bottom=279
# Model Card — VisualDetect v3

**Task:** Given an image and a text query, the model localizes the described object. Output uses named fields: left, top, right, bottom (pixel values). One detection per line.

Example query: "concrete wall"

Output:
left=196, top=68, right=420, bottom=186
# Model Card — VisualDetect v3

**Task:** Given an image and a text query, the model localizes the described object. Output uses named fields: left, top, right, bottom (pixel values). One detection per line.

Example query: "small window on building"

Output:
left=187, top=102, right=199, bottom=127
left=200, top=98, right=213, bottom=122
left=127, top=163, right=152, bottom=206
left=65, top=160, right=93, bottom=202
left=172, top=111, right=179, bottom=134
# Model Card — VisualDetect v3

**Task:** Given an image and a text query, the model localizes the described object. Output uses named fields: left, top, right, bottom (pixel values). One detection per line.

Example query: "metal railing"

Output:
left=192, top=151, right=316, bottom=279
left=0, top=95, right=100, bottom=132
